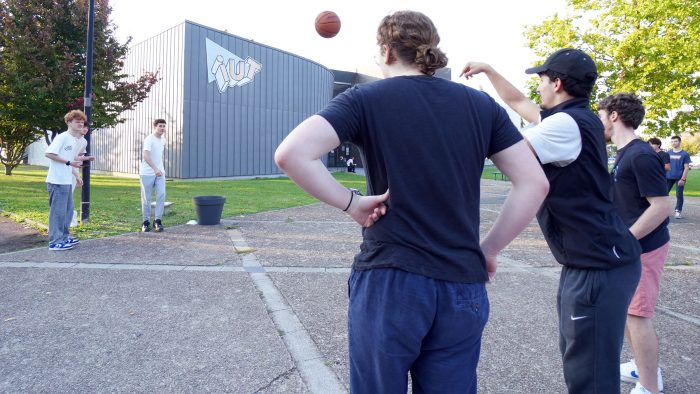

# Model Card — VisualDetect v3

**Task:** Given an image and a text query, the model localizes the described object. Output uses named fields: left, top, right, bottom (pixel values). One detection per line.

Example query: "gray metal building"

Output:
left=92, top=21, right=334, bottom=179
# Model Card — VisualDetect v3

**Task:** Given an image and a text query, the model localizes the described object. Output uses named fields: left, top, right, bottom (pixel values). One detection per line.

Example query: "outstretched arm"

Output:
left=461, top=62, right=541, bottom=124
left=275, top=115, right=389, bottom=227
left=480, top=140, right=549, bottom=279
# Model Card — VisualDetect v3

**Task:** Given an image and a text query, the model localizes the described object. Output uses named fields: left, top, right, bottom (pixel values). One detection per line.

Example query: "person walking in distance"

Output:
left=276, top=10, right=548, bottom=393
left=600, top=93, right=671, bottom=394
left=140, top=119, right=167, bottom=232
left=462, top=49, right=642, bottom=393
left=647, top=137, right=670, bottom=172
left=666, top=135, right=691, bottom=218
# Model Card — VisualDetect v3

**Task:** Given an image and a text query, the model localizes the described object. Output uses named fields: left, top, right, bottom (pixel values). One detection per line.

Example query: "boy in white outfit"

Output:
left=140, top=119, right=166, bottom=232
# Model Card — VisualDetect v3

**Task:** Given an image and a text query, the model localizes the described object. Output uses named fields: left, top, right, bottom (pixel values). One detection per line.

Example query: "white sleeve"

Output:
left=45, top=133, right=65, bottom=155
left=143, top=136, right=152, bottom=152
left=522, top=112, right=582, bottom=166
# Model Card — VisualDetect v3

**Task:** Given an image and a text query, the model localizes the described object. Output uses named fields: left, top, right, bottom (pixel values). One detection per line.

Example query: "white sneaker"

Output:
left=620, top=360, right=664, bottom=392
left=630, top=382, right=652, bottom=394
left=674, top=210, right=681, bottom=218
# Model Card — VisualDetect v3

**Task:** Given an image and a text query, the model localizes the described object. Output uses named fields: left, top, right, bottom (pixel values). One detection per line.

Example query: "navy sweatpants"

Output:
left=348, top=267, right=489, bottom=394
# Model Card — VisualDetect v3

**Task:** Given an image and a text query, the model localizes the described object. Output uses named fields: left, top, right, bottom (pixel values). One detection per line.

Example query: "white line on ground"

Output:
left=225, top=229, right=346, bottom=394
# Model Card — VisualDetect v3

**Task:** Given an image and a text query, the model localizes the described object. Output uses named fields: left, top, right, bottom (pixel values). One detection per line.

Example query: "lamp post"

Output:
left=81, top=0, right=95, bottom=223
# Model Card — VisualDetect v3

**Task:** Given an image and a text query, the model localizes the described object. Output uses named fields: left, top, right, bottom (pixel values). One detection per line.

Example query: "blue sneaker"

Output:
left=48, top=242, right=74, bottom=251
left=67, top=237, right=80, bottom=245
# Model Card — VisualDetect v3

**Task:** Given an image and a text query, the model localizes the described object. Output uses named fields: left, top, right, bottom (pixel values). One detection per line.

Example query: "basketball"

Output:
left=315, top=11, right=341, bottom=38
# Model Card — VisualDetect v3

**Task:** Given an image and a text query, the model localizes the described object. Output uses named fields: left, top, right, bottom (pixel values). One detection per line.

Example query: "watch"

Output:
left=65, top=160, right=70, bottom=166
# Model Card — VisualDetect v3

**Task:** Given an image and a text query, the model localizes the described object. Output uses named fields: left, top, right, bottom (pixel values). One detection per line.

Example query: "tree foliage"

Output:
left=0, top=0, right=159, bottom=175
left=524, top=0, right=700, bottom=137
left=680, top=134, right=700, bottom=156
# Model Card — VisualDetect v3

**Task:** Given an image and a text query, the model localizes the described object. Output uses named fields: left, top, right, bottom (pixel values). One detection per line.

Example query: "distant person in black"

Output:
left=601, top=93, right=671, bottom=394
left=276, top=10, right=548, bottom=393
left=647, top=137, right=670, bottom=172
left=462, top=49, right=642, bottom=393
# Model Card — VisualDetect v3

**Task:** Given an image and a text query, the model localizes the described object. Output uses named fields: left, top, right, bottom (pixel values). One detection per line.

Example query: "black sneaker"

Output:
left=154, top=219, right=164, bottom=232
left=142, top=220, right=151, bottom=232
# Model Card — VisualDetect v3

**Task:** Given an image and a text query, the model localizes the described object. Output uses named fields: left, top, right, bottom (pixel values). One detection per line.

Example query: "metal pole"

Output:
left=81, top=0, right=95, bottom=223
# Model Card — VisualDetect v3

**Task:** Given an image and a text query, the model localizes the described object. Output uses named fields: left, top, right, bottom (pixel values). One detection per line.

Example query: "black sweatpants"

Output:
left=557, top=260, right=641, bottom=394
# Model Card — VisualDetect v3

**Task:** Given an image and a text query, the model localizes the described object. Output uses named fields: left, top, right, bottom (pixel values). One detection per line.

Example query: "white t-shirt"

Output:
left=45, top=131, right=81, bottom=185
left=140, top=134, right=165, bottom=176
left=522, top=112, right=582, bottom=167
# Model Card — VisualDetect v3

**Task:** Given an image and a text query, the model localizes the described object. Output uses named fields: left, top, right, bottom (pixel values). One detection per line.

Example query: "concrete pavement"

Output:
left=1, top=179, right=698, bottom=393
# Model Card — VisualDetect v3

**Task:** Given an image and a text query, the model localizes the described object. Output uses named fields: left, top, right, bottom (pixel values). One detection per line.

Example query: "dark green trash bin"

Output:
left=193, top=196, right=226, bottom=225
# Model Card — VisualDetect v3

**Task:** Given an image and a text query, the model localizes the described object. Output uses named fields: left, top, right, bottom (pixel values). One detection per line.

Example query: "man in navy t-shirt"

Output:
left=666, top=135, right=692, bottom=218
left=276, top=10, right=549, bottom=393
left=600, top=93, right=671, bottom=394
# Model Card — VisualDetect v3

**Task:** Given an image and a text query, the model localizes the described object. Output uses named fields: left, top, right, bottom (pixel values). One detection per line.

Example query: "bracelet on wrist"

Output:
left=342, top=189, right=354, bottom=212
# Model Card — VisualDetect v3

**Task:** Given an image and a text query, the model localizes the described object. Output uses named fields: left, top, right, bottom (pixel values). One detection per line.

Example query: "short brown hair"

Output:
left=598, top=93, right=645, bottom=129
left=376, top=11, right=448, bottom=76
left=153, top=119, right=166, bottom=127
left=64, top=110, right=87, bottom=124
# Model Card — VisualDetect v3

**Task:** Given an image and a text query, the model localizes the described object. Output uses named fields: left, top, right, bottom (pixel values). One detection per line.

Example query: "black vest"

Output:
left=537, top=98, right=640, bottom=269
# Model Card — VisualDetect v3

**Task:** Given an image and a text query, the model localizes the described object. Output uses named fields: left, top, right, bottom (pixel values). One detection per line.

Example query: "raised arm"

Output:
left=275, top=115, right=389, bottom=227
left=461, top=62, right=541, bottom=124
left=479, top=140, right=549, bottom=279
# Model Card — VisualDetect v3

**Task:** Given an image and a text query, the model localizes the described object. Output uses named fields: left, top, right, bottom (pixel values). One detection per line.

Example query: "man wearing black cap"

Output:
left=461, top=49, right=642, bottom=393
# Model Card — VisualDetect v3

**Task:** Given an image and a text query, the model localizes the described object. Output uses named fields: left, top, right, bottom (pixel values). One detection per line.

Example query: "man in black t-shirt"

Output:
left=600, top=93, right=671, bottom=394
left=276, top=11, right=549, bottom=393
left=647, top=137, right=670, bottom=172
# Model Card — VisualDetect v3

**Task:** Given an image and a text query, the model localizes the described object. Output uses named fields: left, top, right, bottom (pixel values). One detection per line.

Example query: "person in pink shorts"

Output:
left=600, top=93, right=671, bottom=394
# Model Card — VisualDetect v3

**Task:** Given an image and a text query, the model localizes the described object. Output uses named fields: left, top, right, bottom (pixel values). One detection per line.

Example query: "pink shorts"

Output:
left=628, top=241, right=670, bottom=318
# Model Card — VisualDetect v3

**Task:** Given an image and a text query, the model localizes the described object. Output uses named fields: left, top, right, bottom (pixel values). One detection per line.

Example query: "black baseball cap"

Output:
left=525, top=48, right=597, bottom=82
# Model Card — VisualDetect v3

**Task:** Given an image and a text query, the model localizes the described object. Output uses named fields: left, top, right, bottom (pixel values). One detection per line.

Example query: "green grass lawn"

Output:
left=0, top=165, right=366, bottom=239
left=2, top=164, right=697, bottom=240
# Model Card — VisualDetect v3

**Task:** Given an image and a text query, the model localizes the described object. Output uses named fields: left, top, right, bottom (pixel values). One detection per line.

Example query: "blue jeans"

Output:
left=667, top=178, right=684, bottom=212
left=348, top=268, right=489, bottom=394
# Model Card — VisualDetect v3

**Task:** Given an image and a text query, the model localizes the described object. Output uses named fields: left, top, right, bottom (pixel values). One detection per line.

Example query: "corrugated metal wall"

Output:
left=182, top=22, right=334, bottom=178
left=91, top=21, right=333, bottom=179
left=92, top=24, right=185, bottom=177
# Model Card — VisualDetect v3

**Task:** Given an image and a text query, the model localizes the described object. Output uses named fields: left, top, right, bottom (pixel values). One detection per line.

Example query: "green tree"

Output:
left=0, top=0, right=158, bottom=175
left=680, top=134, right=700, bottom=156
left=524, top=0, right=700, bottom=137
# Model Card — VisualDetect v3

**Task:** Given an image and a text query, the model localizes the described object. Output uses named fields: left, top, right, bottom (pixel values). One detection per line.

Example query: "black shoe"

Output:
left=154, top=219, right=164, bottom=232
left=142, top=220, right=151, bottom=232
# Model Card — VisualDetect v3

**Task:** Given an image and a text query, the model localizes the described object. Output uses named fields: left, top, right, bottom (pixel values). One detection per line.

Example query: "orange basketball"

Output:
left=315, top=11, right=341, bottom=38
